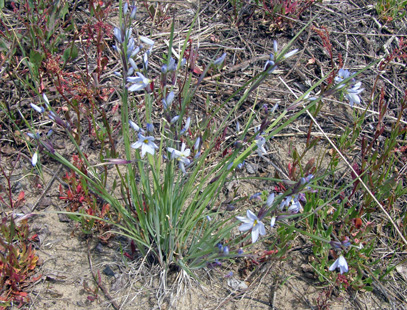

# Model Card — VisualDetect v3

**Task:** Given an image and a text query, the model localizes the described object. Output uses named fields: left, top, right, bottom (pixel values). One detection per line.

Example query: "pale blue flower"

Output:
left=273, top=40, right=278, bottom=54
left=237, top=161, right=245, bottom=169
left=129, top=44, right=141, bottom=58
left=270, top=216, right=276, bottom=228
left=213, top=52, right=226, bottom=66
left=194, top=137, right=200, bottom=150
left=42, top=93, right=50, bottom=107
left=167, top=143, right=191, bottom=165
left=129, top=58, right=138, bottom=71
left=146, top=123, right=154, bottom=134
left=329, top=255, right=348, bottom=274
left=31, top=151, right=38, bottom=166
left=256, top=136, right=267, bottom=156
left=114, top=27, right=123, bottom=43
left=283, top=49, right=299, bottom=59
left=287, top=198, right=302, bottom=214
left=125, top=28, right=132, bottom=40
left=130, top=6, right=137, bottom=19
left=280, top=195, right=302, bottom=213
left=30, top=103, right=44, bottom=113
left=223, top=246, right=229, bottom=255
left=237, top=210, right=266, bottom=243
left=161, top=57, right=177, bottom=73
left=27, top=132, right=40, bottom=140
left=263, top=57, right=276, bottom=74
left=266, top=193, right=275, bottom=207
left=168, top=143, right=191, bottom=174
left=345, top=82, right=363, bottom=107
left=143, top=52, right=149, bottom=69
left=127, top=72, right=150, bottom=92
left=129, top=120, right=145, bottom=133
left=334, top=68, right=352, bottom=85
left=140, top=36, right=154, bottom=46
left=301, top=174, right=314, bottom=184
left=131, top=134, right=158, bottom=158
left=250, top=193, right=261, bottom=200
left=162, top=91, right=174, bottom=110
left=180, top=117, right=190, bottom=135
left=279, top=196, right=291, bottom=210
left=170, top=116, right=179, bottom=124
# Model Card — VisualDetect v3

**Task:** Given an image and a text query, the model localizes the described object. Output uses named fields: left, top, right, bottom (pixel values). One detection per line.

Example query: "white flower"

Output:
left=114, top=27, right=123, bottom=43
left=236, top=210, right=266, bottom=243
left=30, top=103, right=44, bottom=113
left=334, top=68, right=351, bottom=85
left=256, top=136, right=267, bottom=157
left=143, top=52, right=149, bottom=69
left=168, top=143, right=191, bottom=174
left=287, top=198, right=302, bottom=214
left=194, top=137, right=200, bottom=151
left=42, top=93, right=50, bottom=107
left=170, top=116, right=179, bottom=124
left=273, top=40, right=278, bottom=54
left=283, top=49, right=299, bottom=59
left=345, top=82, right=364, bottom=107
left=213, top=52, right=226, bottom=65
left=31, top=151, right=38, bottom=166
left=129, top=58, right=138, bottom=71
left=131, top=134, right=158, bottom=158
left=127, top=72, right=151, bottom=92
left=140, top=36, right=154, bottom=46
left=163, top=91, right=174, bottom=110
left=167, top=143, right=190, bottom=165
left=280, top=195, right=303, bottom=213
left=130, top=6, right=137, bottom=19
left=329, top=255, right=349, bottom=274
left=180, top=117, right=190, bottom=135
left=270, top=216, right=276, bottom=228
left=129, top=120, right=145, bottom=133
left=266, top=193, right=275, bottom=207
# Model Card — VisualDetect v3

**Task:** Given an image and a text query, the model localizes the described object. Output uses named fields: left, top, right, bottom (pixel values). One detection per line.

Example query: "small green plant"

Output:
left=58, top=154, right=114, bottom=243
left=0, top=217, right=40, bottom=309
left=376, top=0, right=407, bottom=22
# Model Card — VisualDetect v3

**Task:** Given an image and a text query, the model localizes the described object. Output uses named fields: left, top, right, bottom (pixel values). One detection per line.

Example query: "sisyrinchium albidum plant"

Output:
left=21, top=0, right=320, bottom=281
left=18, top=0, right=404, bottom=298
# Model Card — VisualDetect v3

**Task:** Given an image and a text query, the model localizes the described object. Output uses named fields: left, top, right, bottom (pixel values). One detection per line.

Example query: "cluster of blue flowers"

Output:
left=112, top=4, right=154, bottom=92
left=235, top=173, right=351, bottom=274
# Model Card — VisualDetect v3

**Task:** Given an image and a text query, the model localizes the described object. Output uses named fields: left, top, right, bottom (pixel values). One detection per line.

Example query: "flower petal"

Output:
left=239, top=222, right=253, bottom=232
left=251, top=227, right=260, bottom=243
left=246, top=210, right=257, bottom=221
